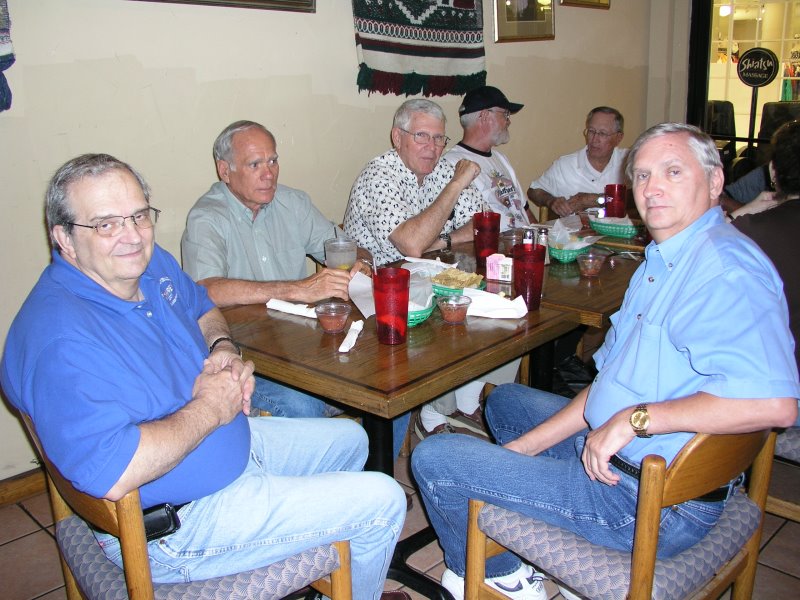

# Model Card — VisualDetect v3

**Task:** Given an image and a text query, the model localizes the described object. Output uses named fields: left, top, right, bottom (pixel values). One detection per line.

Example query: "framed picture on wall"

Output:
left=559, top=0, right=609, bottom=8
left=130, top=0, right=316, bottom=12
left=494, top=0, right=555, bottom=42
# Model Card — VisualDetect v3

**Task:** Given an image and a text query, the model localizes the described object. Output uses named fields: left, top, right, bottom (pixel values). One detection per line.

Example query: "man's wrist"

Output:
left=209, top=336, right=242, bottom=357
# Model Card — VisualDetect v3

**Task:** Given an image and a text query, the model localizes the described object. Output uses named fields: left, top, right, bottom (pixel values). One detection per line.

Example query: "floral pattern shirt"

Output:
left=344, top=149, right=482, bottom=266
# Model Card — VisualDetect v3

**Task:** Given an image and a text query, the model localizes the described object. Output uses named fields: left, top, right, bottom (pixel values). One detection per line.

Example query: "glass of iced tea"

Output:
left=325, top=238, right=357, bottom=270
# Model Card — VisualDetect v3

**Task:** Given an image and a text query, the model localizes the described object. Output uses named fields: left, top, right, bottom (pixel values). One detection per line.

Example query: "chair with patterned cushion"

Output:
left=465, top=430, right=776, bottom=600
left=22, top=414, right=352, bottom=600
left=766, top=426, right=800, bottom=523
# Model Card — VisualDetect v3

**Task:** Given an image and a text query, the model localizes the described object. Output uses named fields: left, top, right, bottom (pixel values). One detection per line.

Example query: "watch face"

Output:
left=631, top=409, right=649, bottom=430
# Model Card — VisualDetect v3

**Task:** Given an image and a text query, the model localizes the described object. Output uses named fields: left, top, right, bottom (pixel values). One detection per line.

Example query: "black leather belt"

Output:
left=610, top=455, right=730, bottom=503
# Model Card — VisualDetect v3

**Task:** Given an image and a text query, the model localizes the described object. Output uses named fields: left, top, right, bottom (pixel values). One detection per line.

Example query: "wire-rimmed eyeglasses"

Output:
left=487, top=108, right=511, bottom=121
left=68, top=206, right=161, bottom=237
left=584, top=128, right=619, bottom=140
left=398, top=128, right=450, bottom=148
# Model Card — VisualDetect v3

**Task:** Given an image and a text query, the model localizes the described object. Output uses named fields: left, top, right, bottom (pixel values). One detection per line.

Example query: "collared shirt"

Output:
left=181, top=181, right=336, bottom=282
left=0, top=245, right=250, bottom=507
left=529, top=146, right=628, bottom=198
left=445, top=142, right=530, bottom=231
left=344, top=149, right=483, bottom=266
left=586, top=207, right=799, bottom=465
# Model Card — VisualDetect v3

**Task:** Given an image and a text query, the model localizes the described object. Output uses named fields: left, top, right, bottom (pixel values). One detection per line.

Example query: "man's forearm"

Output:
left=198, top=276, right=312, bottom=308
left=645, top=393, right=798, bottom=435
left=389, top=180, right=465, bottom=256
left=105, top=397, right=223, bottom=500
left=528, top=187, right=555, bottom=208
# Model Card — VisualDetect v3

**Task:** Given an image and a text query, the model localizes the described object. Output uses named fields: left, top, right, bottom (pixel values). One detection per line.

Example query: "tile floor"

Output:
left=1, top=456, right=798, bottom=600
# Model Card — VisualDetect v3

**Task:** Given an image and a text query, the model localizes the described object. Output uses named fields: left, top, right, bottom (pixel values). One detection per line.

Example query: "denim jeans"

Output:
left=253, top=375, right=412, bottom=461
left=411, top=383, right=724, bottom=578
left=96, top=417, right=406, bottom=600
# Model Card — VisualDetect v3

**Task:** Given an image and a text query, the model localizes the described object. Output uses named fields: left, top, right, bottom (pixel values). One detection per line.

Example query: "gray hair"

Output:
left=393, top=99, right=446, bottom=131
left=624, top=122, right=722, bottom=183
left=213, top=120, right=276, bottom=164
left=45, top=154, right=151, bottom=250
left=586, top=106, right=624, bottom=134
left=459, top=111, right=481, bottom=130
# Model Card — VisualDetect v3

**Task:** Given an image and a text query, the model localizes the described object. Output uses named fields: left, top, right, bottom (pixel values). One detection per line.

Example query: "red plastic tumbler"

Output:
left=512, top=244, right=546, bottom=311
left=373, top=267, right=410, bottom=345
left=473, top=211, right=501, bottom=267
left=604, top=184, right=627, bottom=218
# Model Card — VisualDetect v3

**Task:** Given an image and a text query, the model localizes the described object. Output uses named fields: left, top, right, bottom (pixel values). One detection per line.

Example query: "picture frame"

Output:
left=494, top=0, right=555, bottom=43
left=130, top=0, right=316, bottom=12
left=559, top=0, right=609, bottom=8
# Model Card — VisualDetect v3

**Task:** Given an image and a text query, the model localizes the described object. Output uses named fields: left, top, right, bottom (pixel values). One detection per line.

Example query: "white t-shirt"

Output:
left=445, top=143, right=530, bottom=231
left=529, top=146, right=628, bottom=198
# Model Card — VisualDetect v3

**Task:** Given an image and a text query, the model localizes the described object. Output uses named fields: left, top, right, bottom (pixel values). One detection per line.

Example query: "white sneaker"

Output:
left=557, top=584, right=583, bottom=600
left=441, top=564, right=547, bottom=600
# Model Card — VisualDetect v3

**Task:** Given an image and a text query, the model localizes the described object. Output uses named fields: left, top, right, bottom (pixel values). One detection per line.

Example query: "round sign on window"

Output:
left=737, top=47, right=779, bottom=88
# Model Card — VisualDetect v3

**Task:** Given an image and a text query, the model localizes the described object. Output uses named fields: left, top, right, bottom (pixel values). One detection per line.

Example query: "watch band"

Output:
left=209, top=336, right=242, bottom=357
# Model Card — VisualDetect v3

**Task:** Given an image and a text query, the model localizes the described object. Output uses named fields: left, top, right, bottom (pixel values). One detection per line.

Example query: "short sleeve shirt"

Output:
left=529, top=146, right=628, bottom=198
left=181, top=181, right=336, bottom=282
left=445, top=143, right=530, bottom=231
left=344, top=150, right=483, bottom=266
left=0, top=245, right=251, bottom=508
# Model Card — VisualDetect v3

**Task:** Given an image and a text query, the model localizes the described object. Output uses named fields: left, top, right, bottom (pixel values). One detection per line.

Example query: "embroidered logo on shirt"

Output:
left=159, top=277, right=178, bottom=306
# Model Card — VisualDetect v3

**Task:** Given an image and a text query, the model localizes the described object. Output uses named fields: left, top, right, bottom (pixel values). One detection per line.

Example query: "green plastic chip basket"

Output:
left=548, top=245, right=591, bottom=263
left=589, top=219, right=640, bottom=239
left=407, top=304, right=434, bottom=327
left=432, top=280, right=486, bottom=297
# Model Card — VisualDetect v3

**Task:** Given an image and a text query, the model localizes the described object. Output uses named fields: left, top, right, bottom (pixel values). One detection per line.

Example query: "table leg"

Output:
left=360, top=413, right=455, bottom=600
left=362, top=414, right=393, bottom=475
left=530, top=341, right=555, bottom=391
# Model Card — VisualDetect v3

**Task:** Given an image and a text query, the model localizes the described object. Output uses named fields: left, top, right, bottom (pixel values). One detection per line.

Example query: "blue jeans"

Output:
left=97, top=417, right=406, bottom=600
left=251, top=375, right=343, bottom=417
left=411, top=383, right=724, bottom=578
left=253, top=375, right=412, bottom=461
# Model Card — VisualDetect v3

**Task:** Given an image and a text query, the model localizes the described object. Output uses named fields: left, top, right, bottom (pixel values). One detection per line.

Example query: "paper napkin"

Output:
left=348, top=272, right=375, bottom=318
left=463, top=288, right=528, bottom=319
left=338, top=320, right=364, bottom=353
left=402, top=256, right=458, bottom=270
left=266, top=299, right=317, bottom=318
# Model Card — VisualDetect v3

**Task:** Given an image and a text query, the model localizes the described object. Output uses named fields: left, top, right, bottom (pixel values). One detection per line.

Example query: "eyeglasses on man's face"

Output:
left=487, top=108, right=511, bottom=121
left=584, top=128, right=619, bottom=140
left=68, top=206, right=161, bottom=238
left=399, top=128, right=450, bottom=148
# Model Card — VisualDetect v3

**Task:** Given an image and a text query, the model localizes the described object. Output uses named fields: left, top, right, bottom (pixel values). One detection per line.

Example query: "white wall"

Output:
left=0, top=0, right=685, bottom=480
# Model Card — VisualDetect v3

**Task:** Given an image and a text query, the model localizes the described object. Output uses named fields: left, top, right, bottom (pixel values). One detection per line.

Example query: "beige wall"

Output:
left=0, top=0, right=688, bottom=479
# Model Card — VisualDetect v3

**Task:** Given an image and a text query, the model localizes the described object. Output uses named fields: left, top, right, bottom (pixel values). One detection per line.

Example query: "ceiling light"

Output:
left=719, top=5, right=732, bottom=17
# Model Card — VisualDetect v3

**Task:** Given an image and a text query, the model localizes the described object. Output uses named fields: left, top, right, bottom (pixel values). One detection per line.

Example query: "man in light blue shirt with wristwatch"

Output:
left=412, top=123, right=799, bottom=600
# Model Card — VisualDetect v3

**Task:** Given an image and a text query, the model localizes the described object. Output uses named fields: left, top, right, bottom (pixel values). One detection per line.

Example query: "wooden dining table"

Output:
left=223, top=279, right=577, bottom=599
left=222, top=241, right=639, bottom=598
left=223, top=297, right=577, bottom=473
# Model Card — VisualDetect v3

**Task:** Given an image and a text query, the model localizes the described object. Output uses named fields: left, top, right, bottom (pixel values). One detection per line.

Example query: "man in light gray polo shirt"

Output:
left=182, top=120, right=372, bottom=419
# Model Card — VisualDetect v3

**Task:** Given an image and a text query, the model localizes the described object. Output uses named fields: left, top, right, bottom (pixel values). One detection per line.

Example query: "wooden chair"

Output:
left=22, top=415, right=352, bottom=600
left=766, top=427, right=800, bottom=522
left=465, top=430, right=776, bottom=600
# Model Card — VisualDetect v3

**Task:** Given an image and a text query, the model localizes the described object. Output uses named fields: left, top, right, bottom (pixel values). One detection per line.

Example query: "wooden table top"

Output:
left=224, top=301, right=576, bottom=419
left=424, top=243, right=639, bottom=329
left=540, top=255, right=640, bottom=328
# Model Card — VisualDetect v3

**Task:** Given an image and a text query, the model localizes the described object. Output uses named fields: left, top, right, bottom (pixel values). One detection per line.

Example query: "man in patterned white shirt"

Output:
left=345, top=99, right=516, bottom=441
left=344, top=98, right=482, bottom=267
left=446, top=86, right=535, bottom=231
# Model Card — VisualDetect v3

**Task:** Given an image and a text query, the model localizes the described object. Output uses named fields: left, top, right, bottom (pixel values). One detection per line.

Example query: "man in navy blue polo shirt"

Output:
left=1, top=153, right=407, bottom=600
